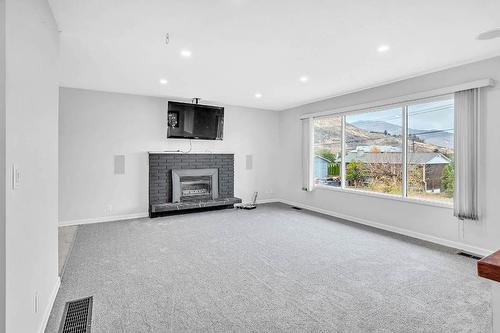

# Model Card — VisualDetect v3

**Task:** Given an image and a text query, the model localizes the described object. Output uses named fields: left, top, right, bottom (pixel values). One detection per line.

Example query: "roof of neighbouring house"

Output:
left=345, top=152, right=451, bottom=165
left=314, top=155, right=332, bottom=163
left=354, top=145, right=401, bottom=153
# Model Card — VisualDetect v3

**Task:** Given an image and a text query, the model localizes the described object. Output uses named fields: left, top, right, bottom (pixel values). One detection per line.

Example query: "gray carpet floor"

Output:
left=46, top=203, right=491, bottom=332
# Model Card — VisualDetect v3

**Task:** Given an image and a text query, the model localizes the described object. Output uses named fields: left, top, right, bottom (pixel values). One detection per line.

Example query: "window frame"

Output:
left=312, top=94, right=454, bottom=209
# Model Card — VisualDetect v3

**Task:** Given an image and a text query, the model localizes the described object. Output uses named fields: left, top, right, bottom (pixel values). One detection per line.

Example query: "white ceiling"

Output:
left=49, top=0, right=500, bottom=110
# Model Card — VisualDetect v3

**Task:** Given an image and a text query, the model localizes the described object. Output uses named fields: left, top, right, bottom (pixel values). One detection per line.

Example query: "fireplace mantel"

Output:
left=148, top=151, right=237, bottom=155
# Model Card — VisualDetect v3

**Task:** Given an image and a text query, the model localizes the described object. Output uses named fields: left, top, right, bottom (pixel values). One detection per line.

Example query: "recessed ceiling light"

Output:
left=377, top=45, right=390, bottom=53
left=159, top=78, right=168, bottom=85
left=477, top=28, right=500, bottom=40
left=299, top=76, right=309, bottom=83
left=254, top=93, right=262, bottom=99
left=180, top=49, right=192, bottom=58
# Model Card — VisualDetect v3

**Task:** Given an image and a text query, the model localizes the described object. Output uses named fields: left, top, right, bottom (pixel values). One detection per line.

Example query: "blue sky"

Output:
left=346, top=99, right=454, bottom=132
left=408, top=99, right=454, bottom=131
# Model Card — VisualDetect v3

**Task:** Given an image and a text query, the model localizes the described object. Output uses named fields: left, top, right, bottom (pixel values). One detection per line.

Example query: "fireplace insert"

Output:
left=172, top=168, right=219, bottom=203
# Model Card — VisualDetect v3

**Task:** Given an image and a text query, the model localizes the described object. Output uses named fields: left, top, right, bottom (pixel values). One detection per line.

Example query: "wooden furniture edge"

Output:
left=478, top=250, right=500, bottom=283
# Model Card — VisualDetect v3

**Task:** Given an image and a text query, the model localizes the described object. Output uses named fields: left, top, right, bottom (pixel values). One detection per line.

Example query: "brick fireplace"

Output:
left=148, top=153, right=241, bottom=217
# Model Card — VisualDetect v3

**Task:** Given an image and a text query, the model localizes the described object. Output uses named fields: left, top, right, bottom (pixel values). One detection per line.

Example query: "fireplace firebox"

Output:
left=180, top=176, right=211, bottom=198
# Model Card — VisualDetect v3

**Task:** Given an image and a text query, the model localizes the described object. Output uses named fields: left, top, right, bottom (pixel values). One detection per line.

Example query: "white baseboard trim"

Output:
left=278, top=198, right=494, bottom=257
left=256, top=198, right=280, bottom=204
left=59, top=201, right=281, bottom=226
left=39, top=276, right=61, bottom=333
left=59, top=212, right=149, bottom=227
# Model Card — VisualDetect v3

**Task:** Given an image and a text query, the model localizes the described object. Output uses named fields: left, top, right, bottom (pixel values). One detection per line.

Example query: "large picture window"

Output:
left=312, top=96, right=454, bottom=204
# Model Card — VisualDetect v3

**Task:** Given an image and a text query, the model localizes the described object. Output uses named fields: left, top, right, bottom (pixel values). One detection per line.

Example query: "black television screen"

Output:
left=167, top=101, right=224, bottom=140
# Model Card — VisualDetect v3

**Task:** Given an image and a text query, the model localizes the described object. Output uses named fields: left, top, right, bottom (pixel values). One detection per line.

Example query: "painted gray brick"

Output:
left=149, top=153, right=235, bottom=206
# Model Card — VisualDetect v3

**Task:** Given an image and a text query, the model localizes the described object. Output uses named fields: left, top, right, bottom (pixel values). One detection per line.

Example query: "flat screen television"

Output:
left=167, top=101, right=224, bottom=140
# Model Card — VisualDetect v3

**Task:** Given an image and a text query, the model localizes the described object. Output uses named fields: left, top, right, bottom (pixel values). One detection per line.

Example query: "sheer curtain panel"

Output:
left=454, top=88, right=479, bottom=220
left=301, top=118, right=314, bottom=191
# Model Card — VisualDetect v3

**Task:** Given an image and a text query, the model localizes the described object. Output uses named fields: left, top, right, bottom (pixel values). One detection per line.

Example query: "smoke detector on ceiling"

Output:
left=477, top=28, right=500, bottom=40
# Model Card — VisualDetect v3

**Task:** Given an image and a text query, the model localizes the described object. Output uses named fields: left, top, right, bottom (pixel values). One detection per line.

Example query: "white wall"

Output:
left=59, top=88, right=279, bottom=224
left=0, top=0, right=6, bottom=331
left=278, top=56, right=500, bottom=255
left=5, top=0, right=59, bottom=332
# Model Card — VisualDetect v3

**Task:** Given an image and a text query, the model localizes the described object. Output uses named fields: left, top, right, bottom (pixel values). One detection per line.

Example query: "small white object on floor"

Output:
left=235, top=191, right=258, bottom=210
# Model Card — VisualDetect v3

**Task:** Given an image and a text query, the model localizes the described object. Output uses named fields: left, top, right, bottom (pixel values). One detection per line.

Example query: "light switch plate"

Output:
left=12, top=164, right=21, bottom=189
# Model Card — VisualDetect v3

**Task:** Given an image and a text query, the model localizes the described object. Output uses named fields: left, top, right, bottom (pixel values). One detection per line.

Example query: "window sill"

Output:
left=314, top=184, right=453, bottom=209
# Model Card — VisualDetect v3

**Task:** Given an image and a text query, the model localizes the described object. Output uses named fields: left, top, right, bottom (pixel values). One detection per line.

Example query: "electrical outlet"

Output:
left=105, top=204, right=113, bottom=215
left=458, top=219, right=465, bottom=240
left=34, top=291, right=38, bottom=313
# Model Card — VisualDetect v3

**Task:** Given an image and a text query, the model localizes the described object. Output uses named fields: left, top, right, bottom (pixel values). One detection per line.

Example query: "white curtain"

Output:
left=301, top=118, right=314, bottom=191
left=454, top=88, right=479, bottom=220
